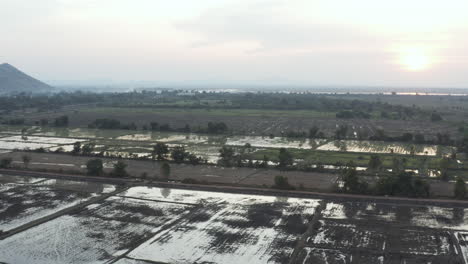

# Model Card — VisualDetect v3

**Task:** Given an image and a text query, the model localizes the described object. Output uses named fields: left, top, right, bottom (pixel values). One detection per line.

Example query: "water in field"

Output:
left=317, top=140, right=454, bottom=156
left=7, top=125, right=451, bottom=157
left=0, top=135, right=86, bottom=151
left=225, top=135, right=326, bottom=149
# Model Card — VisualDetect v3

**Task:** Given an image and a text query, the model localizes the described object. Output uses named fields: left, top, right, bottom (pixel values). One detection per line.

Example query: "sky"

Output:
left=1, top=0, right=468, bottom=88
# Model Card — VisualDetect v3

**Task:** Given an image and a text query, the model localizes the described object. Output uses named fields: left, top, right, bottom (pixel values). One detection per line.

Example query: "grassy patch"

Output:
left=82, top=107, right=337, bottom=118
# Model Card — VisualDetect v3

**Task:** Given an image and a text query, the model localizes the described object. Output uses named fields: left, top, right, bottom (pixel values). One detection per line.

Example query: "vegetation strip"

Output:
left=1, top=168, right=468, bottom=208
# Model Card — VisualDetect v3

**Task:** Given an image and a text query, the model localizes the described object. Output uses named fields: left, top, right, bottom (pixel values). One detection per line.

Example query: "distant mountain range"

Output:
left=0, top=63, right=52, bottom=93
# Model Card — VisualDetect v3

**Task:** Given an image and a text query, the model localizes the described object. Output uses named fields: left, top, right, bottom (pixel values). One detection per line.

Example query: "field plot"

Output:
left=226, top=136, right=326, bottom=149
left=0, top=177, right=113, bottom=233
left=4, top=175, right=468, bottom=264
left=322, top=202, right=468, bottom=230
left=0, top=135, right=86, bottom=151
left=124, top=187, right=321, bottom=264
left=31, top=127, right=134, bottom=139
left=299, top=201, right=468, bottom=264
left=0, top=196, right=192, bottom=264
left=317, top=140, right=454, bottom=156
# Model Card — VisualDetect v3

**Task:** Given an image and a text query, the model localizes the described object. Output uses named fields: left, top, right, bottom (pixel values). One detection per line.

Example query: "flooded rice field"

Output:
left=0, top=126, right=455, bottom=161
left=316, top=140, right=451, bottom=156
left=2, top=174, right=468, bottom=263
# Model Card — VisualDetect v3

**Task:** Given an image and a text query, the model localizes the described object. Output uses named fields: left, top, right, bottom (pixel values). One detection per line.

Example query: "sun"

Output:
left=398, top=46, right=432, bottom=71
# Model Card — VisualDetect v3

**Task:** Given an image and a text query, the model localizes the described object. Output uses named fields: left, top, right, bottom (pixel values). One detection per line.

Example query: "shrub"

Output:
left=272, top=175, right=295, bottom=190
left=455, top=177, right=466, bottom=199
left=86, top=159, right=103, bottom=176
left=160, top=162, right=171, bottom=179
left=0, top=158, right=12, bottom=169
left=112, top=161, right=128, bottom=177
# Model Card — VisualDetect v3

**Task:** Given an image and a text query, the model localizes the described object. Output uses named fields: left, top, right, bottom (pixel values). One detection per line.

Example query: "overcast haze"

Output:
left=1, top=0, right=468, bottom=88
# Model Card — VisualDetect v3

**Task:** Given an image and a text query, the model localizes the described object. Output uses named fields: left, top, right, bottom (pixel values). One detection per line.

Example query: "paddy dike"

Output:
left=0, top=151, right=459, bottom=197
left=2, top=173, right=468, bottom=263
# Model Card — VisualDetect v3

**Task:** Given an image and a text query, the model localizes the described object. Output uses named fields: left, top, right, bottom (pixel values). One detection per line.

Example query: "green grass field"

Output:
left=82, top=107, right=338, bottom=118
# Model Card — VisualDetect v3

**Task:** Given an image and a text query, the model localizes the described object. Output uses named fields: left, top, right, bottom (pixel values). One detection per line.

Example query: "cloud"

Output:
left=174, top=1, right=386, bottom=54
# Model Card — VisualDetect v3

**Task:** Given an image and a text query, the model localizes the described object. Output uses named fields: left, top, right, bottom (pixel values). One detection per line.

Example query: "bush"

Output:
left=341, top=162, right=368, bottom=194
left=86, top=159, right=103, bottom=176
left=375, top=172, right=430, bottom=198
left=54, top=115, right=69, bottom=127
left=272, top=175, right=295, bottom=190
left=152, top=143, right=169, bottom=160
left=171, top=146, right=187, bottom=163
left=22, top=155, right=31, bottom=168
left=181, top=178, right=200, bottom=184
left=0, top=158, right=12, bottom=169
left=278, top=148, right=293, bottom=169
left=455, top=177, right=466, bottom=199
left=431, top=112, right=443, bottom=122
left=112, top=161, right=128, bottom=177
left=160, top=162, right=170, bottom=179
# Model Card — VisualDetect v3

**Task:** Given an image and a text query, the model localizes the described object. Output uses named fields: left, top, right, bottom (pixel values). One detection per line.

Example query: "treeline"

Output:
left=88, top=118, right=229, bottom=134
left=145, top=91, right=422, bottom=116
left=2, top=115, right=69, bottom=127
left=0, top=92, right=108, bottom=112
left=336, top=110, right=371, bottom=119
left=341, top=161, right=466, bottom=199
left=0, top=90, right=427, bottom=120
left=340, top=162, right=431, bottom=198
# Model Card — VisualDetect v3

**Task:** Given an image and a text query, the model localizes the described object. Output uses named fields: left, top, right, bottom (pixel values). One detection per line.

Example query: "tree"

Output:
left=308, top=126, right=319, bottom=138
left=375, top=172, right=429, bottom=198
left=171, top=146, right=187, bottom=163
left=341, top=162, right=368, bottom=194
left=54, top=115, right=69, bottom=127
left=150, top=122, right=159, bottom=131
left=0, top=158, right=12, bottom=169
left=72, top=142, right=82, bottom=155
left=439, top=157, right=451, bottom=181
left=368, top=155, right=382, bottom=171
left=187, top=153, right=201, bottom=165
left=455, top=177, right=466, bottom=199
left=207, top=122, right=228, bottom=134
left=152, top=143, right=169, bottom=160
left=112, top=161, right=128, bottom=177
left=272, top=175, right=294, bottom=190
left=414, top=134, right=425, bottom=144
left=219, top=146, right=235, bottom=167
left=278, top=148, right=293, bottom=169
left=160, top=162, right=171, bottom=179
left=261, top=155, right=269, bottom=168
left=86, top=159, right=103, bottom=176
left=22, top=155, right=31, bottom=168
left=391, top=157, right=406, bottom=175
left=413, top=178, right=430, bottom=198
left=335, top=125, right=348, bottom=139
left=401, top=133, right=413, bottom=142
left=431, top=112, right=443, bottom=122
left=81, top=143, right=95, bottom=155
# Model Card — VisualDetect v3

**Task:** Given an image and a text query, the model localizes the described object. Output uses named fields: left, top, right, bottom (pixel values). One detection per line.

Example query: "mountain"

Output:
left=0, top=63, right=52, bottom=93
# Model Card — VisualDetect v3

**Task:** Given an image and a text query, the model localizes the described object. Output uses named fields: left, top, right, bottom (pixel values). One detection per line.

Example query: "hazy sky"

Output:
left=1, top=0, right=468, bottom=87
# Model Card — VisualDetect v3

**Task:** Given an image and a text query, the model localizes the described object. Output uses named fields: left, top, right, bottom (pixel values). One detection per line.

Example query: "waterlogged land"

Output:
left=2, top=174, right=468, bottom=263
left=0, top=126, right=460, bottom=176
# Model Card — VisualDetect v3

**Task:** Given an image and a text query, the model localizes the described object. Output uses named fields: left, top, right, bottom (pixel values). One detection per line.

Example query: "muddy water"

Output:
left=317, top=140, right=452, bottom=156
left=19, top=126, right=452, bottom=156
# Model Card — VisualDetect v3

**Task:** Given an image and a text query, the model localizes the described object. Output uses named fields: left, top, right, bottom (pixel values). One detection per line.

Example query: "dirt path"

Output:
left=288, top=200, right=327, bottom=264
left=1, top=168, right=467, bottom=208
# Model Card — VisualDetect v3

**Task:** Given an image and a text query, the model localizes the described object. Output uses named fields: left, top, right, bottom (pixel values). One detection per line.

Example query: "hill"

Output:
left=0, top=63, right=52, bottom=93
